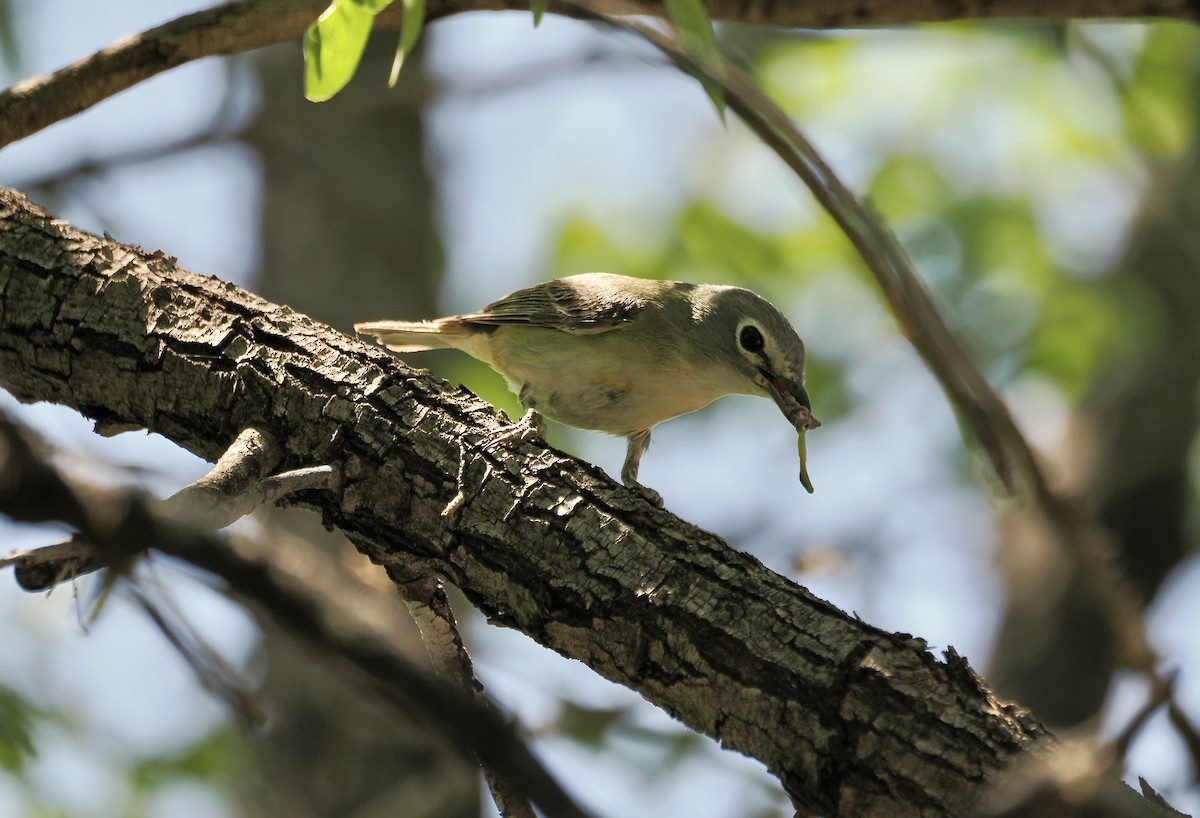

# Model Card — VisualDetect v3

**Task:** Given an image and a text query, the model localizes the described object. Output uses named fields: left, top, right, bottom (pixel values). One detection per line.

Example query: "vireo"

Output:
left=356, top=273, right=819, bottom=498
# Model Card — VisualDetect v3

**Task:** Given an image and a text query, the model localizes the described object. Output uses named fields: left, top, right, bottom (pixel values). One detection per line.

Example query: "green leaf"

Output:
left=664, top=0, right=716, bottom=56
left=555, top=701, right=629, bottom=749
left=304, top=0, right=396, bottom=102
left=530, top=0, right=549, bottom=27
left=388, top=0, right=426, bottom=86
left=696, top=75, right=727, bottom=120
left=663, top=0, right=725, bottom=119
left=0, top=686, right=40, bottom=771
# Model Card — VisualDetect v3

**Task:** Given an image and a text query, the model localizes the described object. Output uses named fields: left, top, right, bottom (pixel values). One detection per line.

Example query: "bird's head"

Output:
left=694, top=285, right=821, bottom=491
left=695, top=287, right=819, bottom=427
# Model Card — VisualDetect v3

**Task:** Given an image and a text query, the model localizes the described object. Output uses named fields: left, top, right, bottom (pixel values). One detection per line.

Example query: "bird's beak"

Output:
left=760, top=368, right=820, bottom=494
left=759, top=368, right=820, bottom=431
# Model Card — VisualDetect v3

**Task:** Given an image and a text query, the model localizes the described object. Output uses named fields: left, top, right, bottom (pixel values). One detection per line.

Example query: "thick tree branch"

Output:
left=1, top=0, right=1197, bottom=150
left=0, top=187, right=1054, bottom=815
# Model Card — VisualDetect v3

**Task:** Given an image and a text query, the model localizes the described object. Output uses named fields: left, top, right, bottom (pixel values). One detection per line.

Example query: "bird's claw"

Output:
left=639, top=485, right=664, bottom=508
left=624, top=481, right=663, bottom=508
left=483, top=409, right=546, bottom=451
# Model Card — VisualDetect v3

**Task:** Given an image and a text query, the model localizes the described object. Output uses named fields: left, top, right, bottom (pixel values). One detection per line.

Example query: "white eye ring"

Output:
left=739, top=324, right=765, bottom=353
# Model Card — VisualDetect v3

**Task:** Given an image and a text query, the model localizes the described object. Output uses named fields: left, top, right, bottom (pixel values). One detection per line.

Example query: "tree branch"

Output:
left=392, top=559, right=539, bottom=818
left=2, top=0, right=1197, bottom=150
left=0, top=185, right=1057, bottom=815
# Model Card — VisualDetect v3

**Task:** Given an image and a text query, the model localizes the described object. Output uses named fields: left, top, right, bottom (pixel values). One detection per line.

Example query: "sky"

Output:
left=0, top=2, right=1197, bottom=816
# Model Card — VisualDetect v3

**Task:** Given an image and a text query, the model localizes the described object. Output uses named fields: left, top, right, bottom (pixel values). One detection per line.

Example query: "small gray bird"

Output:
left=355, top=273, right=819, bottom=498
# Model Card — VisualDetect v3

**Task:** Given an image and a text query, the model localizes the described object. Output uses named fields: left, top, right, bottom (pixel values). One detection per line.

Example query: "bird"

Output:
left=355, top=272, right=819, bottom=501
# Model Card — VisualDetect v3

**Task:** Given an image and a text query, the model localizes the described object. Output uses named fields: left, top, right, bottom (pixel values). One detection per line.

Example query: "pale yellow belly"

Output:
left=485, top=326, right=727, bottom=436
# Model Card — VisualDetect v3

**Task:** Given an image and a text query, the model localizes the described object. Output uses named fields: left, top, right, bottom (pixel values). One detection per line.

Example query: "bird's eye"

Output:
left=739, top=325, right=765, bottom=353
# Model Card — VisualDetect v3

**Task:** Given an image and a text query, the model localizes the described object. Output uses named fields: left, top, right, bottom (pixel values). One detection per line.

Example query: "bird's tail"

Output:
left=353, top=319, right=463, bottom=352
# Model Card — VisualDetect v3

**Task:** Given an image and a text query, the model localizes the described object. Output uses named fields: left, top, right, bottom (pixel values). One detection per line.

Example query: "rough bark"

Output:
left=0, top=187, right=1053, bottom=815
left=2, top=0, right=1198, bottom=150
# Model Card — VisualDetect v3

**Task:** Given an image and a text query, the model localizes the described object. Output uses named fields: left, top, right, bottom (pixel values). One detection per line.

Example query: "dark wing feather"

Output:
left=458, top=277, right=646, bottom=333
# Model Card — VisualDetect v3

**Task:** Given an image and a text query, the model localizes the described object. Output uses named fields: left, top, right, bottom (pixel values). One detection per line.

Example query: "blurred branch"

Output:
left=0, top=185, right=1056, bottom=815
left=1108, top=674, right=1175, bottom=762
left=973, top=737, right=1189, bottom=818
left=986, top=32, right=1200, bottom=727
left=2, top=0, right=1199, bottom=150
left=128, top=580, right=269, bottom=730
left=1167, top=701, right=1200, bottom=778
left=0, top=410, right=595, bottom=818
left=390, top=558, right=537, bottom=818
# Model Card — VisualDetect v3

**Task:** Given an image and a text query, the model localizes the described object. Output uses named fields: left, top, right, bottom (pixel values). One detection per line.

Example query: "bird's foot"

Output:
left=444, top=410, right=547, bottom=517
left=625, top=480, right=663, bottom=509
left=483, top=408, right=546, bottom=451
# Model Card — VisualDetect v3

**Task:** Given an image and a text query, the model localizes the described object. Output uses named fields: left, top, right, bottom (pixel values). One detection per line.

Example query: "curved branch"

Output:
left=0, top=187, right=1048, bottom=816
left=1, top=0, right=1197, bottom=150
left=0, top=0, right=310, bottom=150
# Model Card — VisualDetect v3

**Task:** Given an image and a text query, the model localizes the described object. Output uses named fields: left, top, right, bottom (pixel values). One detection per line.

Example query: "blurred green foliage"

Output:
left=553, top=699, right=704, bottom=770
left=1120, top=24, right=1200, bottom=156
left=0, top=687, right=247, bottom=817
left=0, top=685, right=40, bottom=771
left=0, top=0, right=17, bottom=74
left=127, top=728, right=249, bottom=793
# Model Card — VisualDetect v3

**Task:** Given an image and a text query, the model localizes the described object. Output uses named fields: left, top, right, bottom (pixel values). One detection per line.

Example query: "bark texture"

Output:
left=0, top=187, right=1048, bottom=816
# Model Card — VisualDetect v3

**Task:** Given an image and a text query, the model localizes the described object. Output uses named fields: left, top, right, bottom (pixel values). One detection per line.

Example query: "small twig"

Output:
left=1166, top=700, right=1200, bottom=782
left=187, top=464, right=341, bottom=526
left=1107, top=673, right=1174, bottom=762
left=976, top=736, right=1190, bottom=818
left=160, top=425, right=281, bottom=519
left=128, top=580, right=268, bottom=731
left=443, top=409, right=547, bottom=517
left=442, top=439, right=475, bottom=517
left=0, top=540, right=98, bottom=585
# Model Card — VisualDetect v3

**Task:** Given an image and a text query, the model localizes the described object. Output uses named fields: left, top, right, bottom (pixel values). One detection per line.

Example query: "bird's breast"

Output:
left=487, top=328, right=732, bottom=436
left=528, top=369, right=724, bottom=436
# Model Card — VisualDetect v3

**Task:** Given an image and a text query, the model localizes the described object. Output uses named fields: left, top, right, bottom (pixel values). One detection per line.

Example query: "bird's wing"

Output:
left=458, top=277, right=647, bottom=334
